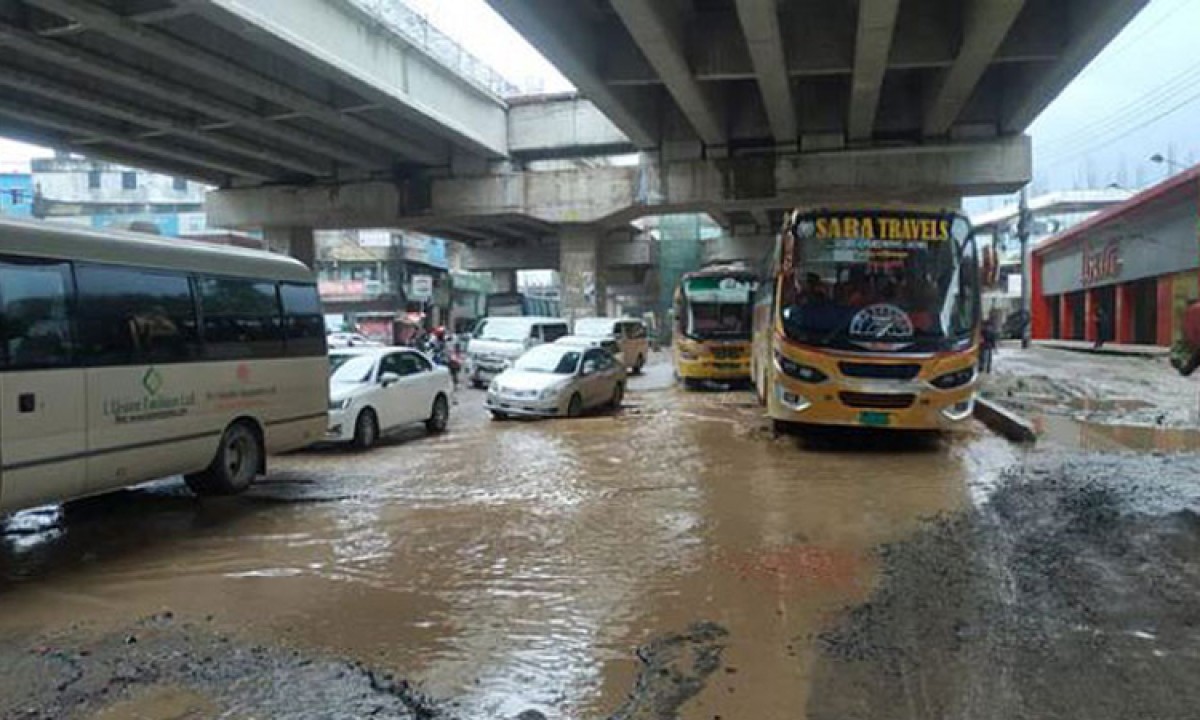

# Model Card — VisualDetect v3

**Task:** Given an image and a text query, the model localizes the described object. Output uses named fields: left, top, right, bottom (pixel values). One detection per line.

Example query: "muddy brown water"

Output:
left=0, top=362, right=1017, bottom=719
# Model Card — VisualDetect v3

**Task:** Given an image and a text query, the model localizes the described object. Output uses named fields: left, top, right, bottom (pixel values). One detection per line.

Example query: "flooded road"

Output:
left=4, top=354, right=1200, bottom=718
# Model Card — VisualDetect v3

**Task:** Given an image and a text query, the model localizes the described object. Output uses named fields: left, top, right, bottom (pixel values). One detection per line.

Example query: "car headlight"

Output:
left=488, top=380, right=500, bottom=394
left=775, top=352, right=827, bottom=383
left=329, top=397, right=351, bottom=411
left=538, top=385, right=563, bottom=401
left=931, top=366, right=977, bottom=390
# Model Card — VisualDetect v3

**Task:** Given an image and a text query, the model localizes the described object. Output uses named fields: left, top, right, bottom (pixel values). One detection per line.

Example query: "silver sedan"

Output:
left=486, top=344, right=626, bottom=419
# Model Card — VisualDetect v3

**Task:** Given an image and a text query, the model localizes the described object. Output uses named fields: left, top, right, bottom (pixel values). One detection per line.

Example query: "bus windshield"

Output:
left=778, top=213, right=978, bottom=353
left=682, top=275, right=755, bottom=340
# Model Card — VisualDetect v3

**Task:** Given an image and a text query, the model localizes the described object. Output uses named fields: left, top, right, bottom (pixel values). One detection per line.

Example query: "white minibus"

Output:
left=0, top=218, right=327, bottom=514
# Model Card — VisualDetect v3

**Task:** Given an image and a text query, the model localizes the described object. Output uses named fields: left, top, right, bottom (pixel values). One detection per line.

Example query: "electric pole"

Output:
left=1017, top=187, right=1032, bottom=349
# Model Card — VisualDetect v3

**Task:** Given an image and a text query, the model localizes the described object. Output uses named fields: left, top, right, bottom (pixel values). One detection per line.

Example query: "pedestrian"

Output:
left=1093, top=303, right=1108, bottom=349
left=980, top=316, right=998, bottom=373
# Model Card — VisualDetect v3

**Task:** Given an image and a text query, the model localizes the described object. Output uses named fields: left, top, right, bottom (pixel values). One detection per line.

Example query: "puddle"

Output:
left=0, top=370, right=1016, bottom=719
left=1034, top=412, right=1200, bottom=452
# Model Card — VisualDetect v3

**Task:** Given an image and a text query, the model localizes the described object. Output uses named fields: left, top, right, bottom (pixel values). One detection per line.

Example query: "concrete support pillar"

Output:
left=1157, top=276, right=1174, bottom=346
left=1084, top=289, right=1097, bottom=344
left=264, top=226, right=316, bottom=269
left=559, top=224, right=605, bottom=322
left=491, top=270, right=518, bottom=294
left=1116, top=283, right=1135, bottom=344
left=1060, top=293, right=1075, bottom=340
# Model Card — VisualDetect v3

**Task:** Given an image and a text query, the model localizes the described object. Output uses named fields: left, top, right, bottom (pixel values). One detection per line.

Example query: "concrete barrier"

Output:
left=974, top=396, right=1037, bottom=444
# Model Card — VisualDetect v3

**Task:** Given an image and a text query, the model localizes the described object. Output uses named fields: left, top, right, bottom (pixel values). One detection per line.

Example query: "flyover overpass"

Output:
left=0, top=0, right=1149, bottom=316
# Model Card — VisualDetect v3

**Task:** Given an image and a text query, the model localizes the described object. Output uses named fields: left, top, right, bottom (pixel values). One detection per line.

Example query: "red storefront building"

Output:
left=1031, top=167, right=1200, bottom=346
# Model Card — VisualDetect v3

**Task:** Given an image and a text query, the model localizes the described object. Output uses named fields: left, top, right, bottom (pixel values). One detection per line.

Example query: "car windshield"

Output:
left=575, top=318, right=617, bottom=337
left=682, top=275, right=755, bottom=340
left=779, top=213, right=979, bottom=353
left=514, top=345, right=581, bottom=374
left=474, top=318, right=531, bottom=342
left=329, top=354, right=376, bottom=383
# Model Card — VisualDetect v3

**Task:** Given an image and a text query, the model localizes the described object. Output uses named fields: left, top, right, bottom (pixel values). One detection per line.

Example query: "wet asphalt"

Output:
left=3, top=353, right=1200, bottom=719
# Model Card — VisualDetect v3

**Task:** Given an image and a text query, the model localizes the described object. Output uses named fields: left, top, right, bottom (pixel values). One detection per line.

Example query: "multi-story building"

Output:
left=32, top=156, right=207, bottom=233
left=0, top=173, right=33, bottom=217
left=971, top=189, right=1131, bottom=333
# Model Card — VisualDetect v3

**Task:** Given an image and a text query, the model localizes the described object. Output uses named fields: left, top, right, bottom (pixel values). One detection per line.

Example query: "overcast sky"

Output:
left=3, top=0, right=1198, bottom=202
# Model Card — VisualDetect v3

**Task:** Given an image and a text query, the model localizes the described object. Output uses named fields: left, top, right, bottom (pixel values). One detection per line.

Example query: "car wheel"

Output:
left=352, top=408, right=379, bottom=450
left=185, top=421, right=261, bottom=496
left=490, top=410, right=510, bottom=421
left=633, top=355, right=645, bottom=375
left=567, top=393, right=584, bottom=418
left=610, top=382, right=625, bottom=409
left=426, top=394, right=450, bottom=434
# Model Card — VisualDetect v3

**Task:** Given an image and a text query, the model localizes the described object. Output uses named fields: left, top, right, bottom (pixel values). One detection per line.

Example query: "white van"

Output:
left=465, top=316, right=570, bottom=388
left=574, top=317, right=650, bottom=374
left=0, top=217, right=328, bottom=515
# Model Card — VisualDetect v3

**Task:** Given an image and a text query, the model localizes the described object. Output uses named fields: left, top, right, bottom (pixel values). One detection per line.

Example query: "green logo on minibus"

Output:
left=142, top=367, right=163, bottom=396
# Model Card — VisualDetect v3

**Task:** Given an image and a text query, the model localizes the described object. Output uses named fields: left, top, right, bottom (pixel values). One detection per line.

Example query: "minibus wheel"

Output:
left=186, top=421, right=262, bottom=496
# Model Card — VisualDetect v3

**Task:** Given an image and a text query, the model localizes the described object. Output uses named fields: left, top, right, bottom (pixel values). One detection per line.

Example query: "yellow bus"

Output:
left=673, top=263, right=758, bottom=388
left=752, top=208, right=981, bottom=430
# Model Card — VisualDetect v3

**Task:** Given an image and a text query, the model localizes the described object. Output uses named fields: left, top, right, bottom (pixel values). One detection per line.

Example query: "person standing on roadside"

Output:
left=980, top=316, right=999, bottom=373
left=1093, top=303, right=1109, bottom=349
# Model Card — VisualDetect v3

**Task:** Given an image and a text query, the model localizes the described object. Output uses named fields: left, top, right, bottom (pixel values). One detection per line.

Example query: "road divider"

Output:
left=974, top=396, right=1037, bottom=444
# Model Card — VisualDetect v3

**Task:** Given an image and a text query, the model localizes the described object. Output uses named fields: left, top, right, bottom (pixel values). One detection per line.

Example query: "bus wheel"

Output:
left=185, top=421, right=261, bottom=496
left=632, top=355, right=645, bottom=375
left=426, top=394, right=450, bottom=434
left=353, top=409, right=379, bottom=450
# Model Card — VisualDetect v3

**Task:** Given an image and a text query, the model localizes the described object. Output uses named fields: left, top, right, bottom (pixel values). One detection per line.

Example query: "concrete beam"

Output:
left=508, top=95, right=634, bottom=160
left=0, top=67, right=329, bottom=178
left=923, top=0, right=1026, bottom=137
left=705, top=234, right=773, bottom=264
left=0, top=118, right=228, bottom=186
left=487, top=0, right=657, bottom=148
left=0, top=103, right=271, bottom=181
left=605, top=237, right=657, bottom=267
left=23, top=0, right=446, bottom=166
left=610, top=0, right=725, bottom=147
left=1002, top=0, right=1148, bottom=132
left=0, top=21, right=384, bottom=171
left=463, top=243, right=558, bottom=272
left=208, top=137, right=1032, bottom=229
left=735, top=0, right=797, bottom=145
left=200, top=0, right=508, bottom=158
left=848, top=0, right=901, bottom=141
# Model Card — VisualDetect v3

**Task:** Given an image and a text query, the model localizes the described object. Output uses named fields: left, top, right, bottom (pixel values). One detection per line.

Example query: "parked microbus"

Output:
left=0, top=218, right=327, bottom=515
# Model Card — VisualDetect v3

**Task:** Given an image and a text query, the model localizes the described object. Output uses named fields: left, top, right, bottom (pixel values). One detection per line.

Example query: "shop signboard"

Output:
left=410, top=274, right=434, bottom=301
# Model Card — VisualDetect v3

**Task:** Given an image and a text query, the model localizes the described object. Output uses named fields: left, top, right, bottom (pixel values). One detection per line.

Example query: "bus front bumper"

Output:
left=769, top=378, right=977, bottom=431
left=676, top=357, right=751, bottom=380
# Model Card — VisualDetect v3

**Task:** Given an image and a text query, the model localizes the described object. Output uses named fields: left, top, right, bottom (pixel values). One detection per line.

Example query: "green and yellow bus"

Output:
left=752, top=208, right=981, bottom=430
left=673, top=263, right=758, bottom=387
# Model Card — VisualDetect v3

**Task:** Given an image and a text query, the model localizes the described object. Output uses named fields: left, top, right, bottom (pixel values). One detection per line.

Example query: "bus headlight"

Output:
left=931, top=366, right=977, bottom=390
left=775, top=352, right=827, bottom=383
left=679, top=349, right=700, bottom=361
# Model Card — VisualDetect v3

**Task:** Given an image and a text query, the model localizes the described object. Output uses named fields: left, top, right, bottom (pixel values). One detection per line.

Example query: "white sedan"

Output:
left=486, top=343, right=626, bottom=419
left=328, top=347, right=453, bottom=449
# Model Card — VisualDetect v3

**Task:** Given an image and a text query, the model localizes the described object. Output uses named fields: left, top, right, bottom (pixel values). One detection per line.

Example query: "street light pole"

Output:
left=1017, top=187, right=1032, bottom=349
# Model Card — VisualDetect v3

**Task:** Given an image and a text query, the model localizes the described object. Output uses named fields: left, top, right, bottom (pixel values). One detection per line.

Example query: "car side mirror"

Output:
left=380, top=371, right=401, bottom=387
left=581, top=361, right=597, bottom=376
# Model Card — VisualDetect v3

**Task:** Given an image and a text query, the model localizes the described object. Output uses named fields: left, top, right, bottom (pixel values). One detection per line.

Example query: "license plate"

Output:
left=859, top=411, right=891, bottom=427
